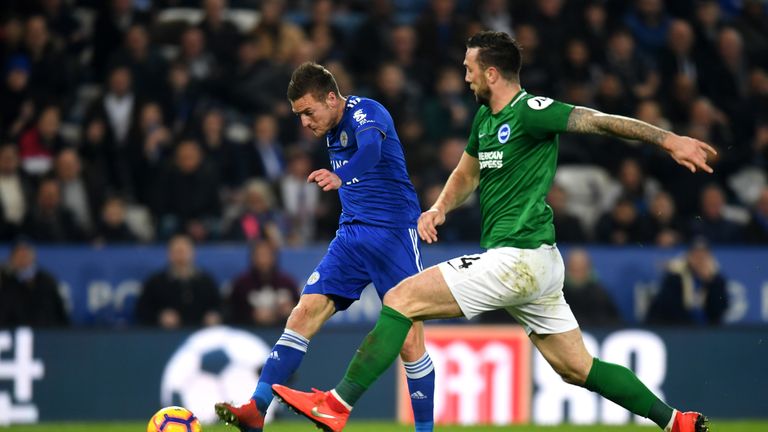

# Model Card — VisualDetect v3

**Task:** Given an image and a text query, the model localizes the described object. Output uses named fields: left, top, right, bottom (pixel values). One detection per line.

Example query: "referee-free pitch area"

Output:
left=3, top=421, right=767, bottom=432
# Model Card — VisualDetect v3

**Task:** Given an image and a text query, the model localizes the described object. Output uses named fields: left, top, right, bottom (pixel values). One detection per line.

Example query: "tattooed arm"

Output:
left=566, top=106, right=717, bottom=173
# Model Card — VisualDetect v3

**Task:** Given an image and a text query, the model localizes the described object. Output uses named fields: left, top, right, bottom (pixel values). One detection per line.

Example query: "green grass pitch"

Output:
left=3, top=420, right=767, bottom=432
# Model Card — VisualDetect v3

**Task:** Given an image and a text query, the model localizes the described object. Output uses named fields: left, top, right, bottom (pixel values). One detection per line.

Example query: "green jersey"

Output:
left=465, top=90, right=574, bottom=249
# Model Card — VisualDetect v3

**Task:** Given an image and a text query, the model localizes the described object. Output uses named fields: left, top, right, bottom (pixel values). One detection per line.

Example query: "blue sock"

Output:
left=251, top=329, right=309, bottom=413
left=403, top=352, right=435, bottom=432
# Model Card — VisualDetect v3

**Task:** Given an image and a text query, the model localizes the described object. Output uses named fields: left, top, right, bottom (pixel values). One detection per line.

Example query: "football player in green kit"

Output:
left=273, top=31, right=714, bottom=432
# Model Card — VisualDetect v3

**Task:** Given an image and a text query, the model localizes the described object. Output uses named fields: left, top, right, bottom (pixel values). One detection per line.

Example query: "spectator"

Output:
left=744, top=187, right=768, bottom=244
left=37, top=0, right=84, bottom=52
left=303, top=0, right=345, bottom=64
left=701, top=27, right=752, bottom=141
left=688, top=183, right=743, bottom=244
left=93, top=196, right=140, bottom=244
left=134, top=101, right=172, bottom=205
left=369, top=62, right=422, bottom=131
left=595, top=196, right=648, bottom=245
left=547, top=183, right=588, bottom=244
left=18, top=104, right=67, bottom=177
left=197, top=109, right=238, bottom=189
left=161, top=61, right=201, bottom=134
left=0, top=55, right=34, bottom=138
left=422, top=66, right=473, bottom=142
left=563, top=248, right=622, bottom=326
left=414, top=0, right=468, bottom=74
left=603, top=28, right=660, bottom=101
left=21, top=15, right=70, bottom=99
left=279, top=148, right=319, bottom=246
left=559, top=38, right=602, bottom=89
left=134, top=234, right=221, bottom=328
left=691, top=0, right=724, bottom=64
left=643, top=191, right=686, bottom=247
left=0, top=241, right=68, bottom=327
left=198, top=0, right=241, bottom=69
left=474, top=0, right=515, bottom=37
left=90, top=0, right=151, bottom=80
left=22, top=177, right=85, bottom=242
left=576, top=0, right=611, bottom=66
left=732, top=0, right=768, bottom=69
left=223, top=179, right=284, bottom=245
left=154, top=139, right=221, bottom=242
left=658, top=20, right=700, bottom=94
left=646, top=239, right=729, bottom=325
left=53, top=148, right=105, bottom=235
left=606, top=157, right=661, bottom=215
left=346, top=0, right=395, bottom=79
left=623, top=0, right=672, bottom=59
left=250, top=0, right=305, bottom=66
left=177, top=26, right=218, bottom=83
left=236, top=114, right=285, bottom=183
left=224, top=36, right=289, bottom=115
left=385, top=25, right=432, bottom=93
left=108, top=24, right=168, bottom=99
left=0, top=144, right=32, bottom=241
left=514, top=23, right=556, bottom=97
left=85, top=66, right=140, bottom=196
left=227, top=240, right=299, bottom=326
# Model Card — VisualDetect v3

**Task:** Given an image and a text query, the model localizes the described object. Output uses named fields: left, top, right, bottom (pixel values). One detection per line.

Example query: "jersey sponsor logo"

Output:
left=478, top=151, right=503, bottom=169
left=340, top=131, right=348, bottom=147
left=307, top=271, right=320, bottom=285
left=353, top=109, right=367, bottom=124
left=527, top=96, right=554, bottom=110
left=478, top=133, right=487, bottom=138
left=497, top=124, right=511, bottom=143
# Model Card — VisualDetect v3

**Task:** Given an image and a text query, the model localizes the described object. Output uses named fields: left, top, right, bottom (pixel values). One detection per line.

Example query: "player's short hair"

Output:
left=287, top=62, right=341, bottom=102
left=466, top=31, right=522, bottom=82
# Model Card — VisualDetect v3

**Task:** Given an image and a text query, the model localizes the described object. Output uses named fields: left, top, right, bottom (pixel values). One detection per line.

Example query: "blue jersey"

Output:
left=326, top=96, right=421, bottom=228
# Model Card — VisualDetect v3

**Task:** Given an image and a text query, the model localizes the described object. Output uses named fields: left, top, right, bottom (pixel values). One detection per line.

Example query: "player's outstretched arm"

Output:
left=418, top=152, right=480, bottom=244
left=566, top=106, right=717, bottom=173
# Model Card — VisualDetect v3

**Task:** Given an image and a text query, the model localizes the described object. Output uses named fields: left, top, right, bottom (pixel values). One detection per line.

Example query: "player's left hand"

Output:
left=308, top=169, right=342, bottom=191
left=663, top=134, right=717, bottom=174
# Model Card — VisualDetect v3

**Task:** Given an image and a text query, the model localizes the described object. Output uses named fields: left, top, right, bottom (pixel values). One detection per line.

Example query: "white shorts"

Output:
left=437, top=245, right=578, bottom=335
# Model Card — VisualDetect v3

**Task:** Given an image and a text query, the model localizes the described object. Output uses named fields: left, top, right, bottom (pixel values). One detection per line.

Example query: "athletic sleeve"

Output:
left=519, top=96, right=575, bottom=140
left=334, top=127, right=383, bottom=183
left=464, top=107, right=487, bottom=157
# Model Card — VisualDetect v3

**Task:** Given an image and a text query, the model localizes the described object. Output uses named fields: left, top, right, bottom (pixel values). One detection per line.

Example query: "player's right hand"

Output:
left=418, top=208, right=445, bottom=244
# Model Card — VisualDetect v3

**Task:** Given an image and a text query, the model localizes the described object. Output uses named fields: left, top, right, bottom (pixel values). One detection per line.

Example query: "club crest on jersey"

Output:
left=340, top=130, right=348, bottom=147
left=307, top=271, right=320, bottom=285
left=497, top=124, right=511, bottom=143
left=527, top=96, right=554, bottom=110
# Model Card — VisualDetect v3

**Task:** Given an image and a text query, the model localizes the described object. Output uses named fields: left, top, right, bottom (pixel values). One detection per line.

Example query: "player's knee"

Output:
left=286, top=297, right=333, bottom=335
left=555, top=363, right=589, bottom=386
left=382, top=285, right=412, bottom=316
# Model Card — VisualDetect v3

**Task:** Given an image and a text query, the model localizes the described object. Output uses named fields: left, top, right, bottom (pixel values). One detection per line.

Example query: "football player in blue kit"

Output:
left=215, top=62, right=435, bottom=432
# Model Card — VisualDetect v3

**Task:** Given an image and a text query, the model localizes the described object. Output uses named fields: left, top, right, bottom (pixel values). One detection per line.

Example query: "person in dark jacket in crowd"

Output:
left=646, top=239, right=729, bottom=325
left=0, top=241, right=68, bottom=327
left=228, top=240, right=299, bottom=326
left=134, top=234, right=221, bottom=328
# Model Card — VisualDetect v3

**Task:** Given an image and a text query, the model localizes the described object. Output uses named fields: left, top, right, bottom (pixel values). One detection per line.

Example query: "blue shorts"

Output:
left=302, top=224, right=423, bottom=311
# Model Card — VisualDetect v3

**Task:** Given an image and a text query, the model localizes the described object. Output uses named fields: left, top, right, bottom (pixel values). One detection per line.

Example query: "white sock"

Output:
left=664, top=409, right=678, bottom=432
left=330, top=389, right=353, bottom=412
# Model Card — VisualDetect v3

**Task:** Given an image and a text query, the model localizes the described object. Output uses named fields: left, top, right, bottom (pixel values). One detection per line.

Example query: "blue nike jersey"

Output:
left=326, top=96, right=421, bottom=227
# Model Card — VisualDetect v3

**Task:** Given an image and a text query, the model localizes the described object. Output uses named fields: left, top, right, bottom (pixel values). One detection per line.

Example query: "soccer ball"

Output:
left=147, top=406, right=202, bottom=432
left=160, top=327, right=271, bottom=424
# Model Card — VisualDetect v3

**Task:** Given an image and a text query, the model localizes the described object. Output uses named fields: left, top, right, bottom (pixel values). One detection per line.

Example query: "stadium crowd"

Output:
left=0, top=0, right=766, bottom=247
left=0, top=0, right=765, bottom=327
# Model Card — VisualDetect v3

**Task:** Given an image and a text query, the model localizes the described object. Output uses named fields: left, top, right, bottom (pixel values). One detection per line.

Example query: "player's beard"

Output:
left=474, top=84, right=491, bottom=106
